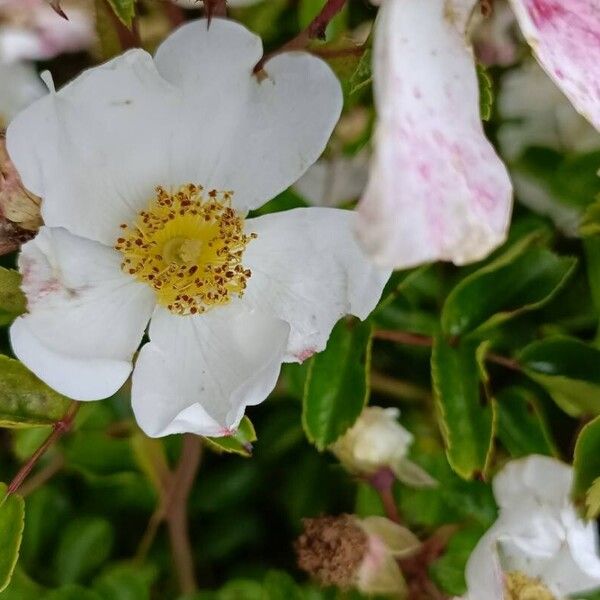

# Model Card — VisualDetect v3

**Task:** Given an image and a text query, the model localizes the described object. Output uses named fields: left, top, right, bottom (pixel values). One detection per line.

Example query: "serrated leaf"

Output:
left=302, top=319, right=373, bottom=450
left=519, top=336, right=600, bottom=416
left=0, top=268, right=25, bottom=326
left=0, top=484, right=25, bottom=593
left=431, top=337, right=495, bottom=480
left=0, top=356, right=72, bottom=428
left=573, top=416, right=600, bottom=517
left=203, top=417, right=257, bottom=457
left=105, top=0, right=136, bottom=27
left=477, top=64, right=493, bottom=121
left=495, top=387, right=556, bottom=458
left=441, top=240, right=576, bottom=337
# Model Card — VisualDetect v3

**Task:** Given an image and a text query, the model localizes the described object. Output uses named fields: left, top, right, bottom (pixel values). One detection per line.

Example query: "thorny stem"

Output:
left=7, top=402, right=79, bottom=496
left=254, top=0, right=348, bottom=72
left=166, top=433, right=203, bottom=595
left=373, top=329, right=522, bottom=372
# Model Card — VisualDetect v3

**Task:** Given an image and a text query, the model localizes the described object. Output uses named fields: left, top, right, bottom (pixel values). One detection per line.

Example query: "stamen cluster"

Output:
left=115, top=184, right=256, bottom=315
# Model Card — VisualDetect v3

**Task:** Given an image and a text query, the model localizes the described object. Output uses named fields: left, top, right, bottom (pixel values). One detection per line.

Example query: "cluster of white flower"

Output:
left=2, top=0, right=600, bottom=597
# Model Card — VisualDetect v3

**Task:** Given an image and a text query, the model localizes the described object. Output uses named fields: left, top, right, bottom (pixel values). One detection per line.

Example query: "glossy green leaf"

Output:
left=203, top=417, right=257, bottom=457
left=442, top=241, right=576, bottom=337
left=519, top=336, right=600, bottom=416
left=0, top=356, right=72, bottom=428
left=431, top=337, right=495, bottom=479
left=573, top=416, right=600, bottom=517
left=54, top=517, right=114, bottom=585
left=302, top=319, right=373, bottom=450
left=496, top=387, right=556, bottom=458
left=0, top=269, right=25, bottom=327
left=105, top=0, right=135, bottom=27
left=0, top=484, right=25, bottom=593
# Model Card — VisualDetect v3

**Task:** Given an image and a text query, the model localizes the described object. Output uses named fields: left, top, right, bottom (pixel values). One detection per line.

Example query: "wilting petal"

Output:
left=508, top=0, right=600, bottom=131
left=10, top=227, right=155, bottom=400
left=243, top=208, right=389, bottom=362
left=357, top=0, right=513, bottom=269
left=131, top=304, right=289, bottom=437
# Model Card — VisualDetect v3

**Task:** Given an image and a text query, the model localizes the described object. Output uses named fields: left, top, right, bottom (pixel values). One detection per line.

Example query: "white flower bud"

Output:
left=330, top=407, right=435, bottom=487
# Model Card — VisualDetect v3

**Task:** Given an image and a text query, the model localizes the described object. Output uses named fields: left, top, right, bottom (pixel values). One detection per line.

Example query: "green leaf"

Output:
left=441, top=240, right=576, bottom=337
left=429, top=525, right=486, bottom=596
left=94, top=0, right=123, bottom=60
left=349, top=48, right=372, bottom=96
left=519, top=336, right=600, bottom=416
left=54, top=517, right=114, bottom=585
left=573, top=416, right=600, bottom=517
left=263, top=571, right=303, bottom=600
left=302, top=319, right=373, bottom=450
left=431, top=337, right=495, bottom=479
left=495, top=387, right=556, bottom=458
left=477, top=64, right=493, bottom=121
left=0, top=567, right=43, bottom=599
left=585, top=477, right=600, bottom=521
left=46, top=586, right=102, bottom=600
left=93, top=564, right=154, bottom=600
left=105, top=0, right=135, bottom=27
left=0, top=269, right=25, bottom=326
left=0, top=484, right=25, bottom=593
left=203, top=417, right=257, bottom=457
left=0, top=356, right=72, bottom=428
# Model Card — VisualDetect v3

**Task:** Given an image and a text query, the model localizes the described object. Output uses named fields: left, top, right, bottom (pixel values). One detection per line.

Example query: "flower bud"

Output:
left=329, top=407, right=435, bottom=487
left=296, top=514, right=420, bottom=598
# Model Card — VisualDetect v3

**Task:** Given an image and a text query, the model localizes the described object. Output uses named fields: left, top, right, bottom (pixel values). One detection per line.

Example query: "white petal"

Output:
left=508, top=0, right=600, bottom=131
left=10, top=227, right=155, bottom=400
left=357, top=0, right=513, bottom=269
left=492, top=455, right=572, bottom=511
left=131, top=304, right=289, bottom=437
left=6, top=49, right=182, bottom=246
left=243, top=208, right=389, bottom=361
left=463, top=528, right=505, bottom=600
left=154, top=19, right=343, bottom=212
left=0, top=60, right=44, bottom=125
left=7, top=20, right=342, bottom=246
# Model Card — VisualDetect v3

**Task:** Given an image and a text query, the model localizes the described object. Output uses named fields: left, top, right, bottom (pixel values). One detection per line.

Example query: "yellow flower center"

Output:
left=504, top=571, right=556, bottom=600
left=115, top=184, right=256, bottom=316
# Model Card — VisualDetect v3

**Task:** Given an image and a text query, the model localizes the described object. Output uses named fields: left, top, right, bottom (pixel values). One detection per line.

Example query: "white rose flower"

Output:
left=6, top=19, right=389, bottom=438
left=330, top=407, right=435, bottom=487
left=462, top=455, right=600, bottom=600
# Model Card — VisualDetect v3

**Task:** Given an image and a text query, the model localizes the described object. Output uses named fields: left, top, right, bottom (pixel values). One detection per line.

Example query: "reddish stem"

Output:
left=166, top=433, right=203, bottom=595
left=7, top=402, right=79, bottom=496
left=254, top=0, right=348, bottom=72
left=368, top=467, right=401, bottom=524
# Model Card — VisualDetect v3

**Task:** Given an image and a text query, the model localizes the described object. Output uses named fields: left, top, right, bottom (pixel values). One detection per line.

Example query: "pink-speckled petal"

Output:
left=357, top=0, right=513, bottom=269
left=509, top=0, right=600, bottom=131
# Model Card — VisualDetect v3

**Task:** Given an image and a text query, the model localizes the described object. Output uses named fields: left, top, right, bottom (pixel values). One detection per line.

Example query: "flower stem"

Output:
left=373, top=329, right=522, bottom=371
left=368, top=468, right=401, bottom=524
left=166, top=433, right=203, bottom=595
left=254, top=0, right=348, bottom=72
left=7, top=402, right=79, bottom=496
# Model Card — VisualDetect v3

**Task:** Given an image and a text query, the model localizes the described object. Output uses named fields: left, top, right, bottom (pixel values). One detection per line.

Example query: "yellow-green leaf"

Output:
left=0, top=483, right=25, bottom=593
left=204, top=417, right=257, bottom=457
left=0, top=356, right=71, bottom=428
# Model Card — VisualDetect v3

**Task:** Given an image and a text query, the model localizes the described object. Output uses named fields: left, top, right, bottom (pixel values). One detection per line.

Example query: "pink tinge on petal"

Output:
left=357, top=0, right=513, bottom=269
left=509, top=0, right=600, bottom=131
